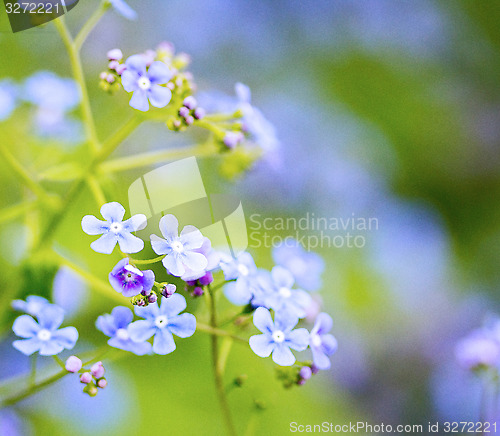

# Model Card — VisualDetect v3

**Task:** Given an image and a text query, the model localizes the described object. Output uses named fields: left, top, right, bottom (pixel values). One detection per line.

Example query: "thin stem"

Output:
left=206, top=285, right=237, bottom=436
left=74, top=1, right=110, bottom=51
left=0, top=199, right=38, bottom=225
left=54, top=16, right=100, bottom=154
left=53, top=355, right=66, bottom=370
left=86, top=176, right=107, bottom=206
left=128, top=254, right=166, bottom=265
left=196, top=323, right=247, bottom=344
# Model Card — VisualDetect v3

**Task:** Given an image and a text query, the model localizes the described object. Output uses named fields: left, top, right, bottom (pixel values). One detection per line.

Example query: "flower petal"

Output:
left=91, top=232, right=118, bottom=254
left=148, top=85, right=172, bottom=108
left=153, top=329, right=176, bottom=355
left=160, top=294, right=186, bottom=317
left=108, top=337, right=152, bottom=355
left=37, top=305, right=65, bottom=331
left=311, top=346, right=331, bottom=370
left=182, top=251, right=208, bottom=272
left=313, top=312, right=333, bottom=336
left=95, top=314, right=117, bottom=337
left=168, top=313, right=196, bottom=338
left=274, top=309, right=299, bottom=333
left=159, top=214, right=179, bottom=241
left=128, top=320, right=156, bottom=342
left=81, top=215, right=108, bottom=235
left=286, top=328, right=309, bottom=351
left=117, top=232, right=144, bottom=254
left=134, top=303, right=160, bottom=320
left=224, top=281, right=252, bottom=306
left=110, top=0, right=137, bottom=20
left=271, top=266, right=295, bottom=288
left=39, top=341, right=65, bottom=356
left=12, top=315, right=39, bottom=338
left=125, top=54, right=147, bottom=75
left=121, top=70, right=140, bottom=93
left=111, top=306, right=134, bottom=328
left=129, top=90, right=150, bottom=112
left=13, top=338, right=41, bottom=355
left=180, top=225, right=204, bottom=249
left=148, top=61, right=173, bottom=85
left=141, top=270, right=155, bottom=293
left=249, top=334, right=274, bottom=358
left=150, top=234, right=170, bottom=255
left=320, top=334, right=338, bottom=356
left=272, top=343, right=296, bottom=366
left=122, top=214, right=147, bottom=232
left=162, top=253, right=185, bottom=277
left=252, top=307, right=274, bottom=334
left=100, top=202, right=125, bottom=222
left=51, top=326, right=78, bottom=349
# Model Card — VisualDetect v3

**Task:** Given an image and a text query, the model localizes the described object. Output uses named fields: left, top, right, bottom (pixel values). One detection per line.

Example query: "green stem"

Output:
left=53, top=355, right=66, bottom=370
left=86, top=175, right=107, bottom=206
left=74, top=1, right=110, bottom=51
left=196, top=323, right=247, bottom=344
left=0, top=199, right=38, bottom=225
left=206, top=285, right=238, bottom=436
left=128, top=254, right=166, bottom=265
left=54, top=16, right=100, bottom=154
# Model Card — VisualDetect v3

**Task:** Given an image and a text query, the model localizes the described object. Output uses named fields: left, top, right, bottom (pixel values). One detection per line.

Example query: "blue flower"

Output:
left=128, top=294, right=196, bottom=355
left=220, top=252, right=258, bottom=305
left=257, top=266, right=312, bottom=319
left=52, top=267, right=88, bottom=319
left=108, top=258, right=155, bottom=298
left=150, top=214, right=208, bottom=277
left=96, top=306, right=151, bottom=356
left=0, top=80, right=17, bottom=121
left=309, top=313, right=337, bottom=370
left=81, top=202, right=147, bottom=254
left=455, top=323, right=500, bottom=371
left=108, top=0, right=137, bottom=20
left=121, top=55, right=173, bottom=112
left=180, top=237, right=220, bottom=282
left=272, top=239, right=325, bottom=291
left=11, top=295, right=50, bottom=317
left=12, top=305, right=78, bottom=356
left=249, top=307, right=309, bottom=366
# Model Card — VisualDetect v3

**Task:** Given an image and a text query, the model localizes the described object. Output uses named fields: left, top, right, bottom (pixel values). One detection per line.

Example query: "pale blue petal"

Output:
left=134, top=303, right=160, bottom=320
left=252, top=307, right=274, bottom=334
left=95, top=314, right=117, bottom=337
left=249, top=334, right=274, bottom=358
left=121, top=70, right=139, bottom=93
left=148, top=85, right=172, bottom=108
left=81, top=215, right=108, bottom=235
left=162, top=253, right=184, bottom=276
left=51, top=326, right=78, bottom=348
left=224, top=281, right=252, bottom=306
left=180, top=226, right=204, bottom=250
left=122, top=214, right=147, bottom=232
left=12, top=315, right=39, bottom=338
left=285, top=328, right=309, bottom=351
left=13, top=338, right=41, bottom=355
left=182, top=251, right=208, bottom=272
left=148, top=62, right=172, bottom=84
left=271, top=266, right=295, bottom=288
left=153, top=329, right=176, bottom=355
left=39, top=341, right=65, bottom=356
left=313, top=313, right=333, bottom=336
left=150, top=234, right=170, bottom=255
left=272, top=343, right=296, bottom=366
left=108, top=337, right=152, bottom=355
left=159, top=214, right=178, bottom=241
left=129, top=90, right=149, bottom=112
left=168, top=313, right=196, bottom=338
left=37, top=305, right=65, bottom=331
left=12, top=296, right=49, bottom=316
left=160, top=294, right=186, bottom=317
left=128, top=320, right=156, bottom=342
left=90, top=232, right=118, bottom=254
left=110, top=0, right=137, bottom=20
left=320, top=334, right=338, bottom=355
left=117, top=231, right=144, bottom=253
left=125, top=55, right=147, bottom=75
left=239, top=252, right=257, bottom=272
left=311, top=346, right=331, bottom=370
left=235, top=82, right=251, bottom=104
left=100, top=202, right=125, bottom=222
left=274, top=309, right=298, bottom=333
left=111, top=306, right=134, bottom=328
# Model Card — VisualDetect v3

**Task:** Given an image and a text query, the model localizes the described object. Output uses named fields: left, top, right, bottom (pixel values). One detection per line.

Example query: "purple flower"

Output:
left=455, top=326, right=500, bottom=371
left=11, top=295, right=50, bottom=317
left=309, top=313, right=338, bottom=370
left=108, top=258, right=154, bottom=298
left=150, top=214, right=208, bottom=277
left=258, top=266, right=312, bottom=319
left=180, top=237, right=220, bottom=282
left=272, top=240, right=325, bottom=292
left=12, top=305, right=78, bottom=356
left=0, top=80, right=17, bottom=121
left=249, top=307, right=309, bottom=366
left=109, top=0, right=137, bottom=20
left=81, top=202, right=147, bottom=254
left=96, top=306, right=152, bottom=356
left=121, top=55, right=173, bottom=112
left=128, top=294, right=196, bottom=355
left=220, top=252, right=258, bottom=305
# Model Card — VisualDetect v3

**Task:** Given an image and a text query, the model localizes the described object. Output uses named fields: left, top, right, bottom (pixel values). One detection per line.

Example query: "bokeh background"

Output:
left=1, top=0, right=500, bottom=434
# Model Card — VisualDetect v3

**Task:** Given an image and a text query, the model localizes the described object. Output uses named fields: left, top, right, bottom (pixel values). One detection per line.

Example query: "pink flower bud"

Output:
left=91, top=362, right=105, bottom=379
left=80, top=372, right=92, bottom=384
left=115, top=64, right=127, bottom=75
left=65, top=356, right=83, bottom=373
left=97, top=379, right=108, bottom=389
left=107, top=48, right=123, bottom=61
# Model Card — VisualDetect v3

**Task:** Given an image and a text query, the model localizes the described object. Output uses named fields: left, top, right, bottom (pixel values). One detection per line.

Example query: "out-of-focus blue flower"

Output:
left=108, top=258, right=154, bottom=298
left=81, top=202, right=147, bottom=254
left=52, top=266, right=88, bottom=319
left=128, top=294, right=196, bottom=355
left=455, top=324, right=500, bottom=371
left=249, top=307, right=309, bottom=366
left=0, top=80, right=17, bottom=121
left=121, top=55, right=173, bottom=111
left=309, top=313, right=338, bottom=370
left=96, top=306, right=151, bottom=355
left=257, top=266, right=311, bottom=319
left=12, top=305, right=78, bottom=356
left=0, top=409, right=32, bottom=436
left=180, top=237, right=220, bottom=282
left=11, top=295, right=50, bottom=317
left=220, top=252, right=258, bottom=305
left=150, top=214, right=208, bottom=277
left=108, top=0, right=137, bottom=20
left=272, top=239, right=324, bottom=292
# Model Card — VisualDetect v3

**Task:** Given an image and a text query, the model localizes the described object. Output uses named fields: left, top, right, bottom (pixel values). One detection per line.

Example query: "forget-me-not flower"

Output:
left=121, top=55, right=173, bottom=112
left=96, top=306, right=151, bottom=355
left=272, top=240, right=325, bottom=292
left=128, top=294, right=196, bottom=355
left=81, top=202, right=147, bottom=254
left=150, top=214, right=208, bottom=277
left=12, top=305, right=78, bottom=356
left=220, top=251, right=258, bottom=305
left=108, top=0, right=137, bottom=20
left=108, top=258, right=155, bottom=298
left=180, top=237, right=220, bottom=282
left=309, top=313, right=338, bottom=370
left=11, top=295, right=51, bottom=317
left=0, top=80, right=17, bottom=121
left=258, top=266, right=312, bottom=319
left=249, top=307, right=309, bottom=366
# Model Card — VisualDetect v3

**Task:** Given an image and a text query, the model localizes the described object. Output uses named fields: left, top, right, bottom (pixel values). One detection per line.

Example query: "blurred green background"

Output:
left=2, top=0, right=500, bottom=434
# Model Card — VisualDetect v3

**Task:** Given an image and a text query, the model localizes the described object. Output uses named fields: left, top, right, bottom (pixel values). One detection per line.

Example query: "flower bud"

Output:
left=148, top=293, right=157, bottom=304
left=97, top=379, right=108, bottom=389
left=109, top=60, right=119, bottom=70
left=107, top=48, right=123, bottom=61
left=87, top=385, right=98, bottom=397
left=162, top=284, right=176, bottom=298
left=192, top=286, right=204, bottom=297
left=299, top=366, right=312, bottom=381
left=183, top=96, right=197, bottom=110
left=80, top=372, right=92, bottom=384
left=91, top=362, right=105, bottom=379
left=179, top=106, right=190, bottom=118
left=185, top=115, right=194, bottom=126
left=198, top=272, right=213, bottom=286
left=99, top=72, right=108, bottom=80
left=65, top=356, right=83, bottom=373
left=115, top=64, right=127, bottom=75
left=194, top=107, right=205, bottom=120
